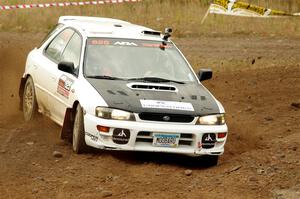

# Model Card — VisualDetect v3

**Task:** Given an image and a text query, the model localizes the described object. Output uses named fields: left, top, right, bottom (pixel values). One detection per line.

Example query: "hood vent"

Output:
left=142, top=30, right=161, bottom=36
left=127, top=82, right=177, bottom=92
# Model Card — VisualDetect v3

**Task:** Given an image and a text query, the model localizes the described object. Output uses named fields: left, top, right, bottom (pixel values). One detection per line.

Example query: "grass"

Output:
left=0, top=0, right=299, bottom=37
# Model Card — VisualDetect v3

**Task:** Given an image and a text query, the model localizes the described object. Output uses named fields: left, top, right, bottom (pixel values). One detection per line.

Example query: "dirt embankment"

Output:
left=0, top=32, right=299, bottom=199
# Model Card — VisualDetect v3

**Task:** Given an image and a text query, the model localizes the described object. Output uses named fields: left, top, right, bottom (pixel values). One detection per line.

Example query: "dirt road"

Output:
left=0, top=32, right=299, bottom=199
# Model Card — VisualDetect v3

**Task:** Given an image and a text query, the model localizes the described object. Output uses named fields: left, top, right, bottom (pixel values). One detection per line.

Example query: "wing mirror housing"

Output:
left=197, top=69, right=213, bottom=82
left=58, top=61, right=75, bottom=74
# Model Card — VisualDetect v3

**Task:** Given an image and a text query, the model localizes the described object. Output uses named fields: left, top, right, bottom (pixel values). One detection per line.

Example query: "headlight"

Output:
left=197, top=114, right=225, bottom=125
left=95, top=107, right=135, bottom=121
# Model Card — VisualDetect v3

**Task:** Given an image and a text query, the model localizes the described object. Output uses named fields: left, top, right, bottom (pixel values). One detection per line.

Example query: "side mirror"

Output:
left=58, top=61, right=75, bottom=74
left=197, top=69, right=213, bottom=82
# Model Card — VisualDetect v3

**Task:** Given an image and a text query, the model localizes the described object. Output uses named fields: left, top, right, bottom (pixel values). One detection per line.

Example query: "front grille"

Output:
left=139, top=112, right=194, bottom=123
left=136, top=131, right=194, bottom=146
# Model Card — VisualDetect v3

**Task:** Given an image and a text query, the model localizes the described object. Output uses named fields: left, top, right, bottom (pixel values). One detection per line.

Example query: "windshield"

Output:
left=84, top=38, right=196, bottom=82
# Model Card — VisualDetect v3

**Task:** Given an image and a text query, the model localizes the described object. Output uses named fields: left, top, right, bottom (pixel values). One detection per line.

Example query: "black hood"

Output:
left=86, top=78, right=220, bottom=116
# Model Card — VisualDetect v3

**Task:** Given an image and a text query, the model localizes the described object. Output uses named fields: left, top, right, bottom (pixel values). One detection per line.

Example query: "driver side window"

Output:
left=45, top=28, right=74, bottom=63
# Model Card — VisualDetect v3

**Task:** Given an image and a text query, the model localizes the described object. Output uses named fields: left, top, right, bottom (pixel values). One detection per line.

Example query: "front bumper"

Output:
left=84, top=113, right=228, bottom=156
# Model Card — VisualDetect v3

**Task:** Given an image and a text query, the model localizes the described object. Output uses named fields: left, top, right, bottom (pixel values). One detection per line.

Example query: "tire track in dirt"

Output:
left=0, top=128, right=18, bottom=153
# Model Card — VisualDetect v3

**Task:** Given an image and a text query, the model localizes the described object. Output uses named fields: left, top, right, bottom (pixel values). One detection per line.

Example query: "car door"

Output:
left=50, top=31, right=83, bottom=123
left=39, top=28, right=75, bottom=124
left=30, top=24, right=64, bottom=114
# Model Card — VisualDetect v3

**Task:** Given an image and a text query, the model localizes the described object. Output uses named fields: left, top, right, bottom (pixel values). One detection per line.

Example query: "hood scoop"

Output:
left=127, top=82, right=177, bottom=92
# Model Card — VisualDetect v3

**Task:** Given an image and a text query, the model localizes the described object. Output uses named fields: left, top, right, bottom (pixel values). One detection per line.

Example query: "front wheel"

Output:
left=72, top=104, right=88, bottom=154
left=200, top=155, right=219, bottom=167
left=23, top=77, right=38, bottom=121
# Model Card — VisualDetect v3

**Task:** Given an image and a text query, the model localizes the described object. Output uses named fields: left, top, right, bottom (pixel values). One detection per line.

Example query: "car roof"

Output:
left=58, top=16, right=163, bottom=41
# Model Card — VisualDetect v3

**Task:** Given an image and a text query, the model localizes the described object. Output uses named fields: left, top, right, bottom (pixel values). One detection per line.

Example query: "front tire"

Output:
left=23, top=77, right=38, bottom=121
left=72, top=104, right=88, bottom=154
left=201, top=155, right=219, bottom=167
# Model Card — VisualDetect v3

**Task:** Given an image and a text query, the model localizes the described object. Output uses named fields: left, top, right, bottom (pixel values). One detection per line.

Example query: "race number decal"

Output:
left=140, top=100, right=194, bottom=112
left=57, top=75, right=74, bottom=98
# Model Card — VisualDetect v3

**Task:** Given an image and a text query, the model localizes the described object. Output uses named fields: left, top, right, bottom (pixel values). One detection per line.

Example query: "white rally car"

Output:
left=19, top=16, right=228, bottom=166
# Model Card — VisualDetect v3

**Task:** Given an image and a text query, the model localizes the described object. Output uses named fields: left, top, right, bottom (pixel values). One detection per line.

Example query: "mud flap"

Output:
left=19, top=77, right=27, bottom=111
left=60, top=108, right=73, bottom=141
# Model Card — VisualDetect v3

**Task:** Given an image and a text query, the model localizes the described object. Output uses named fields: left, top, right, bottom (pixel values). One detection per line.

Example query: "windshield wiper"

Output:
left=127, top=77, right=185, bottom=84
left=85, top=75, right=125, bottom=80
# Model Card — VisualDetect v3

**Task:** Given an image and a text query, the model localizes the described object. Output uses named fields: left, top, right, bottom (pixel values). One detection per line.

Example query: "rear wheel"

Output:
left=72, top=104, right=88, bottom=154
left=23, top=77, right=38, bottom=121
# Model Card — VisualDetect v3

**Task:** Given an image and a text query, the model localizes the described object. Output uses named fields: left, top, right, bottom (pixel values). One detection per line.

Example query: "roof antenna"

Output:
left=161, top=27, right=172, bottom=49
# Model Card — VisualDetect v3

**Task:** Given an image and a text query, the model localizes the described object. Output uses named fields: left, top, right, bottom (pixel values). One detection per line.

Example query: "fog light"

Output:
left=217, top=133, right=227, bottom=139
left=97, top=125, right=110, bottom=133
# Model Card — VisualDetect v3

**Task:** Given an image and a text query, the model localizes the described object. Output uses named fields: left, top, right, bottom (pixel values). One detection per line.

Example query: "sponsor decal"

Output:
left=88, top=38, right=174, bottom=49
left=86, top=132, right=98, bottom=142
left=57, top=75, right=74, bottom=98
left=140, top=100, right=194, bottom=112
left=201, top=133, right=216, bottom=148
left=205, top=134, right=214, bottom=142
left=89, top=39, right=110, bottom=45
left=141, top=43, right=172, bottom=48
left=162, top=115, right=171, bottom=121
left=114, top=41, right=138, bottom=46
left=112, top=128, right=130, bottom=145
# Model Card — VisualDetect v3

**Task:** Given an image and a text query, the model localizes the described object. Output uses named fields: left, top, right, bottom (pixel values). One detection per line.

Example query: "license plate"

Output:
left=153, top=133, right=180, bottom=147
